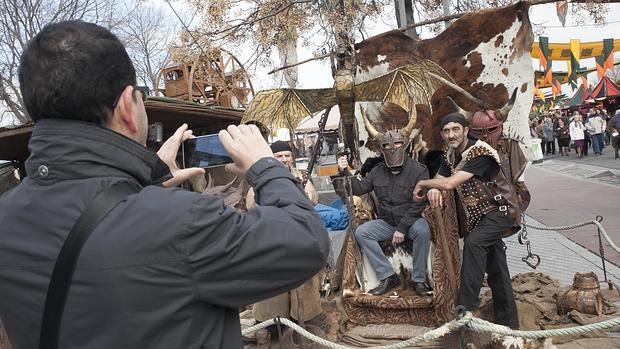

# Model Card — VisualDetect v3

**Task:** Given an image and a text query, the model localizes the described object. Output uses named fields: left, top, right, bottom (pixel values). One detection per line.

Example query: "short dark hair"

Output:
left=19, top=20, right=136, bottom=123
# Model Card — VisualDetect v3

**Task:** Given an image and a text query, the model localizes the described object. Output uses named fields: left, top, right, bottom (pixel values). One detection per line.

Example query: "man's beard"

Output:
left=447, top=137, right=463, bottom=149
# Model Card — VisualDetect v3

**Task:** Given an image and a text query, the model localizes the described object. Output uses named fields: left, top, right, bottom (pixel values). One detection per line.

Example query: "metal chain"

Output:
left=517, top=214, right=541, bottom=269
left=522, top=216, right=620, bottom=255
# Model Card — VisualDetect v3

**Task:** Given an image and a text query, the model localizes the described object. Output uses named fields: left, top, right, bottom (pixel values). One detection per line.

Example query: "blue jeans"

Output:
left=354, top=218, right=431, bottom=282
left=592, top=133, right=605, bottom=154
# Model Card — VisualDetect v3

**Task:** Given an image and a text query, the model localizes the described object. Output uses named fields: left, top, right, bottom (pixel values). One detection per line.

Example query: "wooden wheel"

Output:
left=158, top=48, right=255, bottom=108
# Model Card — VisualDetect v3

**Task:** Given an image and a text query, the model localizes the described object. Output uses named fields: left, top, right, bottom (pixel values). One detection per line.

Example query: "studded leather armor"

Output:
left=446, top=140, right=511, bottom=235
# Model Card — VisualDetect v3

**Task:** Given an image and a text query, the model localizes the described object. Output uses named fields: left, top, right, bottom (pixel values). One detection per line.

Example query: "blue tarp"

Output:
left=315, top=201, right=349, bottom=231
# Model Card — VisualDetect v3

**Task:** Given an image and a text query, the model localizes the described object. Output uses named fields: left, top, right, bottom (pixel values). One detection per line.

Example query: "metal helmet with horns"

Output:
left=360, top=104, right=419, bottom=169
left=434, top=74, right=517, bottom=149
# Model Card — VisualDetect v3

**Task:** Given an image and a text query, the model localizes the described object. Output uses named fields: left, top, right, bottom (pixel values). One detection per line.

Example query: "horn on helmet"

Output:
left=428, top=72, right=490, bottom=110
left=401, top=99, right=418, bottom=137
left=447, top=96, right=474, bottom=120
left=496, top=87, right=518, bottom=121
left=409, top=123, right=425, bottom=140
left=359, top=105, right=383, bottom=140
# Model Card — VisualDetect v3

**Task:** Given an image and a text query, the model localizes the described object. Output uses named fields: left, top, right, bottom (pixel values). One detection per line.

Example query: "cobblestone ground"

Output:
left=525, top=159, right=620, bottom=268
left=505, top=216, right=620, bottom=286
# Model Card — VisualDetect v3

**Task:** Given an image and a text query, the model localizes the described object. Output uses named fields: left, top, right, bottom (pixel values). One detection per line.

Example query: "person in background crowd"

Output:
left=530, top=120, right=538, bottom=139
left=556, top=118, right=570, bottom=156
left=535, top=119, right=546, bottom=155
left=543, top=116, right=556, bottom=155
left=586, top=110, right=606, bottom=156
left=603, top=109, right=611, bottom=145
left=608, top=110, right=620, bottom=135
left=569, top=113, right=586, bottom=159
left=607, top=110, right=620, bottom=158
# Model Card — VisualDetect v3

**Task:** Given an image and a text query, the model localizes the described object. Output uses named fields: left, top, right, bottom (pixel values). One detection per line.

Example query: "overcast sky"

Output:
left=1, top=2, right=619, bottom=128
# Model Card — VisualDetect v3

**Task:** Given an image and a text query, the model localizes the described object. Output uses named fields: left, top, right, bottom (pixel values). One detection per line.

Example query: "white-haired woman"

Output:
left=570, top=113, right=586, bottom=158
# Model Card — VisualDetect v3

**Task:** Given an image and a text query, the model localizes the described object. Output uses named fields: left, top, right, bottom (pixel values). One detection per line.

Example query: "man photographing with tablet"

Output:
left=0, top=20, right=329, bottom=349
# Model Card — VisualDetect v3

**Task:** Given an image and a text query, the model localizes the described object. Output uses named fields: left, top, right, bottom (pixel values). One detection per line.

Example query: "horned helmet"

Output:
left=446, top=86, right=517, bottom=149
left=360, top=105, right=421, bottom=170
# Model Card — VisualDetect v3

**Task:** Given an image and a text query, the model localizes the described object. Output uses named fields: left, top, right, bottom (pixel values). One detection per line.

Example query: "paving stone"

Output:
left=506, top=216, right=620, bottom=287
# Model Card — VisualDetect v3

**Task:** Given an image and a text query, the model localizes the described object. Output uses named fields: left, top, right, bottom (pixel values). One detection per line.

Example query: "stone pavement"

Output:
left=505, top=216, right=620, bottom=286
left=543, top=144, right=620, bottom=171
left=524, top=157, right=620, bottom=268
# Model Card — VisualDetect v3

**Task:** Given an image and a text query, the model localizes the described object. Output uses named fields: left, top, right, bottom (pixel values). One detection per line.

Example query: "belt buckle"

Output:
left=498, top=205, right=508, bottom=212
left=494, top=194, right=502, bottom=201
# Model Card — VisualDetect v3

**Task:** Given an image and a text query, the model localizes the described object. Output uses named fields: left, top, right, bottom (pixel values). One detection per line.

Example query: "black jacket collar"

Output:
left=25, top=119, right=172, bottom=186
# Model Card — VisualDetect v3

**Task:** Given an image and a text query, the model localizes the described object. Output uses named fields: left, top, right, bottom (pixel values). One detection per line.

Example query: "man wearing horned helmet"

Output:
left=336, top=106, right=432, bottom=296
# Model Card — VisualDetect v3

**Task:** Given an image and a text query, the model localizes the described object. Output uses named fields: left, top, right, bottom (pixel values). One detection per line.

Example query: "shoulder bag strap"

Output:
left=39, top=181, right=140, bottom=349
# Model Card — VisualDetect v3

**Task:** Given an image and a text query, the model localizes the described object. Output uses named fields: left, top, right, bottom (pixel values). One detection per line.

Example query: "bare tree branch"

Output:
left=116, top=4, right=176, bottom=91
left=0, top=0, right=126, bottom=125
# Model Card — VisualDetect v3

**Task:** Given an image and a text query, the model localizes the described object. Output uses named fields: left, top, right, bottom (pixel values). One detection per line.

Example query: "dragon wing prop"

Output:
left=241, top=88, right=337, bottom=130
left=354, top=59, right=455, bottom=113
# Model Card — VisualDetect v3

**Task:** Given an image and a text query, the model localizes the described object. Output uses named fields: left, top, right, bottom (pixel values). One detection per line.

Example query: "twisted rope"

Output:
left=523, top=218, right=620, bottom=255
left=468, top=316, right=620, bottom=338
left=242, top=313, right=472, bottom=349
left=242, top=313, right=620, bottom=348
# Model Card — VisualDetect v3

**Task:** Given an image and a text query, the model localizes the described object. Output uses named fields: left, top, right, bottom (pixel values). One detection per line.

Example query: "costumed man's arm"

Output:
left=337, top=156, right=374, bottom=196
left=305, top=180, right=319, bottom=206
left=413, top=171, right=474, bottom=205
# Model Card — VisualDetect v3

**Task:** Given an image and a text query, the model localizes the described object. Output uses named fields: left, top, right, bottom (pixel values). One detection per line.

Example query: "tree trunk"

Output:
left=394, top=0, right=418, bottom=39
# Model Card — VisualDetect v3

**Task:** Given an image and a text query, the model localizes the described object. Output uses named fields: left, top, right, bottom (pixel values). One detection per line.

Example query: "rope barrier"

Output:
left=242, top=312, right=620, bottom=348
left=468, top=316, right=620, bottom=338
left=242, top=313, right=472, bottom=349
left=523, top=217, right=620, bottom=255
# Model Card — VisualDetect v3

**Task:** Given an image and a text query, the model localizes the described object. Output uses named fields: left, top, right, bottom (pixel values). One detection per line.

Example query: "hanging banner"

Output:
left=581, top=75, right=588, bottom=92
left=556, top=0, right=568, bottom=27
left=568, top=39, right=581, bottom=90
left=603, top=38, right=615, bottom=70
left=596, top=55, right=606, bottom=79
left=531, top=39, right=620, bottom=61
left=538, top=37, right=552, bottom=84
left=551, top=78, right=562, bottom=98
left=534, top=82, right=546, bottom=102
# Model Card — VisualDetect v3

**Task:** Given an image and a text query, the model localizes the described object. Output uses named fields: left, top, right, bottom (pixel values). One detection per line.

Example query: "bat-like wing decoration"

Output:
left=241, top=88, right=337, bottom=130
left=354, top=60, right=455, bottom=112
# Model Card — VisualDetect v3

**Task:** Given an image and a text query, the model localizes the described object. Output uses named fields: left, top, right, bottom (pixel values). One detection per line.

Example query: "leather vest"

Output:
left=446, top=140, right=518, bottom=236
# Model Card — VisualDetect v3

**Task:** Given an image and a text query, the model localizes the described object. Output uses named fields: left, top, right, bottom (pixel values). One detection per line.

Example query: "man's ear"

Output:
left=463, top=126, right=469, bottom=138
left=114, top=85, right=138, bottom=134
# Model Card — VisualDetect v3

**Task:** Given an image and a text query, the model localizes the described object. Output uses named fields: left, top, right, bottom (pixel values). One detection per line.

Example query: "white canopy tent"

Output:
left=295, top=106, right=341, bottom=133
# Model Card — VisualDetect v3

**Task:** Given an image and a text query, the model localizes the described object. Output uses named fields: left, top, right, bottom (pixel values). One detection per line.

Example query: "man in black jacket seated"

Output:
left=337, top=130, right=431, bottom=296
left=0, top=20, right=329, bottom=349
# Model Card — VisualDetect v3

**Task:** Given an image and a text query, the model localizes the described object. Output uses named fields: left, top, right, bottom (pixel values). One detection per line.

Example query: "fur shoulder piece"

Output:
left=457, top=140, right=501, bottom=170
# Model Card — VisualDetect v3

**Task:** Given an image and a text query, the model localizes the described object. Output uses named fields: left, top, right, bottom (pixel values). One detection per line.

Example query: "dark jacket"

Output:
left=343, top=158, right=428, bottom=232
left=0, top=119, right=329, bottom=349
